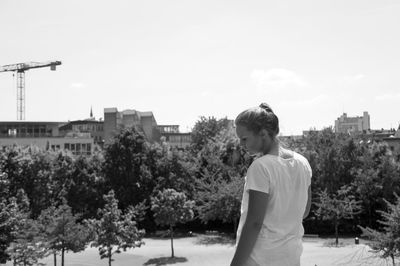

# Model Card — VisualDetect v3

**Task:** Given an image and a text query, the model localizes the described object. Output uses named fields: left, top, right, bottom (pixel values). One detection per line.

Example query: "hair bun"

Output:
left=259, top=103, right=273, bottom=113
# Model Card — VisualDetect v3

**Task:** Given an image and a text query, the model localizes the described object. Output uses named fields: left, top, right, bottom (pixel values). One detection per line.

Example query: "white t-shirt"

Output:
left=236, top=151, right=312, bottom=266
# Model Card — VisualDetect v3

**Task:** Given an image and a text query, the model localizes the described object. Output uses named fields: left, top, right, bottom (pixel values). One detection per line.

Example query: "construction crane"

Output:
left=0, top=60, right=62, bottom=120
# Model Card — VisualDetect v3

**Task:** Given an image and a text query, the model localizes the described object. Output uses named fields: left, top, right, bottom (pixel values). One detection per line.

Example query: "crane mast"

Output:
left=0, top=61, right=62, bottom=120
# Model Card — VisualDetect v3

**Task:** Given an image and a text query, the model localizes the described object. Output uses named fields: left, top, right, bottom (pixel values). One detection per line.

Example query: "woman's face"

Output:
left=236, top=124, right=267, bottom=155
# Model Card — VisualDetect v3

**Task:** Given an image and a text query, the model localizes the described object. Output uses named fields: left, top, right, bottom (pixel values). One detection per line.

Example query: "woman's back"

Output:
left=236, top=151, right=312, bottom=265
left=255, top=152, right=311, bottom=244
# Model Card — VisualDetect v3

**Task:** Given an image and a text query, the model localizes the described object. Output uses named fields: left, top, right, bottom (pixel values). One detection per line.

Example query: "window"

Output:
left=64, top=143, right=70, bottom=150
left=8, top=129, right=17, bottom=137
left=71, top=144, right=75, bottom=151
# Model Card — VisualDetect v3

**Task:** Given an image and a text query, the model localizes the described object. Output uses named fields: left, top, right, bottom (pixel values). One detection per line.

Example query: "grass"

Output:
left=1, top=234, right=396, bottom=266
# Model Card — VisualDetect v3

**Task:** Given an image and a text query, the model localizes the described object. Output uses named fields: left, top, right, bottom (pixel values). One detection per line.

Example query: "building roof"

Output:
left=104, top=107, right=118, bottom=113
left=0, top=121, right=65, bottom=126
left=59, top=119, right=104, bottom=131
left=138, top=111, right=154, bottom=117
left=67, top=120, right=103, bottom=125
left=158, top=125, right=180, bottom=127
left=122, top=109, right=137, bottom=115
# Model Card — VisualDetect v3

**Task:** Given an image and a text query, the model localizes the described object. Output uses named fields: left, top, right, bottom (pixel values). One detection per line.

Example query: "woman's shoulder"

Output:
left=292, top=151, right=312, bottom=175
left=292, top=151, right=310, bottom=164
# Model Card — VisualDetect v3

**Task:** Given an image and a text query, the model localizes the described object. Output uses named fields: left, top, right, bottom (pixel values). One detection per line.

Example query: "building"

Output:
left=0, top=106, right=192, bottom=152
left=103, top=107, right=193, bottom=148
left=158, top=125, right=192, bottom=149
left=383, top=127, right=400, bottom=154
left=335, top=112, right=370, bottom=134
left=363, top=128, right=397, bottom=140
left=0, top=121, right=93, bottom=156
left=59, top=118, right=104, bottom=146
left=103, top=108, right=160, bottom=144
left=0, top=121, right=61, bottom=138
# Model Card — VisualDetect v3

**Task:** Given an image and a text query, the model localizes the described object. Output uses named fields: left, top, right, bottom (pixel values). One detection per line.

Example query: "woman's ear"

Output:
left=259, top=129, right=270, bottom=139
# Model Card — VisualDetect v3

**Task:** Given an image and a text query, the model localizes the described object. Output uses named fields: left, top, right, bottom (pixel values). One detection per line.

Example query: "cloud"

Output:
left=70, top=82, right=86, bottom=89
left=251, top=68, right=309, bottom=93
left=375, top=92, right=400, bottom=101
left=352, top=74, right=366, bottom=81
left=279, top=94, right=328, bottom=108
left=340, top=74, right=366, bottom=84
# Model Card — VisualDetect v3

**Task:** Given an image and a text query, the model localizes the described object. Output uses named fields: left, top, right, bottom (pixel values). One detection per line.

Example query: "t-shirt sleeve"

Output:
left=304, top=159, right=312, bottom=186
left=245, top=160, right=270, bottom=194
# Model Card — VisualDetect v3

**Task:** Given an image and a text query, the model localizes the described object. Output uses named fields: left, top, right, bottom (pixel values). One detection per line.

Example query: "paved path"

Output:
left=0, top=236, right=393, bottom=266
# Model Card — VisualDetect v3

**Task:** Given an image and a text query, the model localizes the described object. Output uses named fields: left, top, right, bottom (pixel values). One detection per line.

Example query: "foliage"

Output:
left=37, top=198, right=91, bottom=266
left=7, top=218, right=47, bottom=266
left=192, top=123, right=249, bottom=233
left=315, top=185, right=362, bottom=246
left=151, top=143, right=197, bottom=198
left=0, top=171, right=9, bottom=200
left=196, top=174, right=244, bottom=234
left=358, top=194, right=400, bottom=266
left=1, top=122, right=400, bottom=241
left=151, top=189, right=194, bottom=257
left=190, top=116, right=231, bottom=152
left=102, top=127, right=154, bottom=210
left=3, top=190, right=47, bottom=265
left=0, top=190, right=30, bottom=263
left=87, top=190, right=145, bottom=266
left=0, top=147, right=105, bottom=221
left=66, top=153, right=104, bottom=218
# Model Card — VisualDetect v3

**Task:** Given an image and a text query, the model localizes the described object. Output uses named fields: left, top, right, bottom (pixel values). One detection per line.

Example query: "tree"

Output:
left=102, top=127, right=154, bottom=210
left=358, top=194, right=400, bottom=266
left=87, top=190, right=145, bottom=266
left=352, top=168, right=383, bottom=228
left=7, top=218, right=47, bottom=266
left=0, top=189, right=31, bottom=263
left=0, top=171, right=9, bottom=201
left=190, top=116, right=231, bottom=151
left=37, top=199, right=91, bottom=266
left=4, top=190, right=47, bottom=266
left=314, top=185, right=362, bottom=246
left=66, top=153, right=104, bottom=219
left=193, top=122, right=250, bottom=234
left=151, top=143, right=197, bottom=198
left=151, top=189, right=194, bottom=258
left=196, top=174, right=244, bottom=234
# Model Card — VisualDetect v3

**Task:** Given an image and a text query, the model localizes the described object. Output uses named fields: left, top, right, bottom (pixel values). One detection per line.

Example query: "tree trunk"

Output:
left=391, top=254, right=395, bottom=266
left=108, top=247, right=112, bottom=266
left=233, top=218, right=238, bottom=236
left=170, top=225, right=174, bottom=258
left=335, top=220, right=339, bottom=247
left=368, top=205, right=372, bottom=228
left=61, top=247, right=65, bottom=266
left=54, top=251, right=57, bottom=266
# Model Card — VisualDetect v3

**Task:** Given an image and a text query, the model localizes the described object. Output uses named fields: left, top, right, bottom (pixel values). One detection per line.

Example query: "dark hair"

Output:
left=235, top=103, right=279, bottom=137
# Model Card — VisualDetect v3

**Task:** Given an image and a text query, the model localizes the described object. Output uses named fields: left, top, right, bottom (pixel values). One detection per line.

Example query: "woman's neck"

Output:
left=262, top=138, right=280, bottom=156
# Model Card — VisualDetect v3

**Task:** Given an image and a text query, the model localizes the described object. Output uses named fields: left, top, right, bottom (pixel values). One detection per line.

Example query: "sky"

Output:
left=0, top=0, right=399, bottom=135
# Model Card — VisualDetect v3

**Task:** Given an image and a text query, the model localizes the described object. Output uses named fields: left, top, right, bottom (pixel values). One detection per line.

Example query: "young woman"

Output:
left=230, top=103, right=312, bottom=266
